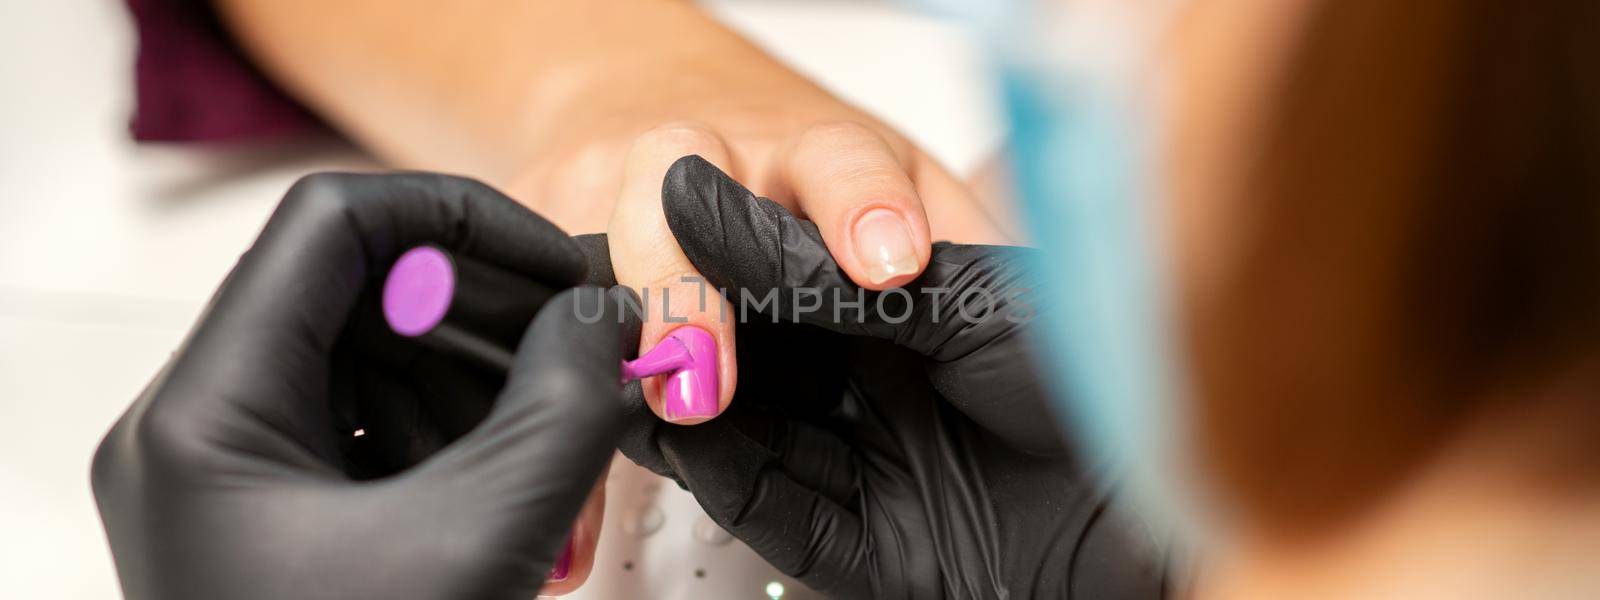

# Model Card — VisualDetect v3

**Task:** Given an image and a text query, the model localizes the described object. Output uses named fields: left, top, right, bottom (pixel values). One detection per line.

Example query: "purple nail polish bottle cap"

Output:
left=383, top=246, right=455, bottom=337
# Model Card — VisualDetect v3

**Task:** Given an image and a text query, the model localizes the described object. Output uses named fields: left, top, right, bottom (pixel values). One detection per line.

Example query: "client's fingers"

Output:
left=607, top=123, right=738, bottom=424
left=663, top=157, right=1032, bottom=352
left=908, top=154, right=1014, bottom=246
left=774, top=122, right=932, bottom=289
left=662, top=159, right=1066, bottom=454
left=539, top=470, right=609, bottom=596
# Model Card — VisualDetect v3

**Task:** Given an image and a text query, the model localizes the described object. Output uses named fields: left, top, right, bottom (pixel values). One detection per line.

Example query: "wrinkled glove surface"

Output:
left=604, top=157, right=1172, bottom=599
left=92, top=172, right=630, bottom=600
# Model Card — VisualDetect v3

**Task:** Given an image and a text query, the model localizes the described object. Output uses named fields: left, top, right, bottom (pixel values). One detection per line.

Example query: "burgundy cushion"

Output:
left=126, top=0, right=321, bottom=141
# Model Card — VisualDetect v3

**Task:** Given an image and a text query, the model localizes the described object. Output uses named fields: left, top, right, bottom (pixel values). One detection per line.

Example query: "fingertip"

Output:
left=536, top=473, right=608, bottom=596
left=775, top=121, right=934, bottom=291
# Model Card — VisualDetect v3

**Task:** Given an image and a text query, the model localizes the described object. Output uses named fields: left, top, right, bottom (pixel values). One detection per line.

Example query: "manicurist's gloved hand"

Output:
left=609, top=157, right=1172, bottom=599
left=91, top=173, right=631, bottom=600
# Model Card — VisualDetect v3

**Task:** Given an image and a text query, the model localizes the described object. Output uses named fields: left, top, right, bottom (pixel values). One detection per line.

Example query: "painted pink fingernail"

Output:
left=621, top=326, right=719, bottom=422
left=548, top=536, right=573, bottom=582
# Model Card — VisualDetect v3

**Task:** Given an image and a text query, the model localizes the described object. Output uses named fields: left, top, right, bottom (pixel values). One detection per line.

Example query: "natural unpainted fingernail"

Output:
left=852, top=208, right=918, bottom=285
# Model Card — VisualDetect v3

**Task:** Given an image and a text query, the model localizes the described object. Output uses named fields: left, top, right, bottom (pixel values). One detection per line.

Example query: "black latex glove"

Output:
left=607, top=157, right=1172, bottom=599
left=91, top=173, right=630, bottom=600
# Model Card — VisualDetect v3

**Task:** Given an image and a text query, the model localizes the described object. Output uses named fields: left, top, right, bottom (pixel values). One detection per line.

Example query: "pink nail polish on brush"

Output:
left=621, top=326, right=719, bottom=422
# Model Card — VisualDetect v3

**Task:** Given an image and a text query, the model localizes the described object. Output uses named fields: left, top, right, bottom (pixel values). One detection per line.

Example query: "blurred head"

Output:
left=1165, top=0, right=1600, bottom=543
left=989, top=0, right=1600, bottom=558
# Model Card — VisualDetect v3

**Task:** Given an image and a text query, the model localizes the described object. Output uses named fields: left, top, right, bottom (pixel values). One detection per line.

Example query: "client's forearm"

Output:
left=211, top=0, right=752, bottom=184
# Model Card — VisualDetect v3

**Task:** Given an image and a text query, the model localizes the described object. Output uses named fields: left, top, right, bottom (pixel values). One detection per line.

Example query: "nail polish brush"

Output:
left=382, top=246, right=719, bottom=412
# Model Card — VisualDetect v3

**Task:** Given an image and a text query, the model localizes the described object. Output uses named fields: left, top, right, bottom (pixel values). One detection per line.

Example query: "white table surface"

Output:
left=0, top=1, right=1003, bottom=597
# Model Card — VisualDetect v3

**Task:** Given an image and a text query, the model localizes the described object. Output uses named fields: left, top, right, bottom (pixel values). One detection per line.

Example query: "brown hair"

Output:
left=1188, top=0, right=1600, bottom=537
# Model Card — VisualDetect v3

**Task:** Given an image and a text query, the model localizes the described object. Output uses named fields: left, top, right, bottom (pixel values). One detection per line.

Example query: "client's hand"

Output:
left=218, top=0, right=1014, bottom=425
left=607, top=158, right=1171, bottom=599
left=91, top=173, right=630, bottom=599
left=504, top=20, right=1013, bottom=424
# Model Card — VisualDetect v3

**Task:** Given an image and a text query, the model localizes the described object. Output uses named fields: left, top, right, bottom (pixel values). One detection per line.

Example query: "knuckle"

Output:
left=278, top=172, right=363, bottom=227
left=515, top=142, right=628, bottom=230
left=530, top=369, right=588, bottom=403
left=798, top=120, right=879, bottom=149
left=434, top=172, right=497, bottom=197
left=91, top=366, right=215, bottom=490
left=790, top=122, right=916, bottom=191
left=89, top=426, right=127, bottom=495
left=562, top=139, right=631, bottom=183
left=435, top=530, right=507, bottom=579
left=541, top=140, right=631, bottom=198
left=523, top=369, right=622, bottom=433
left=284, top=172, right=358, bottom=208
left=565, top=386, right=623, bottom=435
left=527, top=374, right=619, bottom=433
left=629, top=122, right=725, bottom=162
left=125, top=400, right=214, bottom=472
left=829, top=156, right=907, bottom=187
left=533, top=370, right=597, bottom=411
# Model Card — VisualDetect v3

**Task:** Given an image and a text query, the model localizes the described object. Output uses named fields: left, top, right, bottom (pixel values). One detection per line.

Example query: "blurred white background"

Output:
left=0, top=0, right=1002, bottom=597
